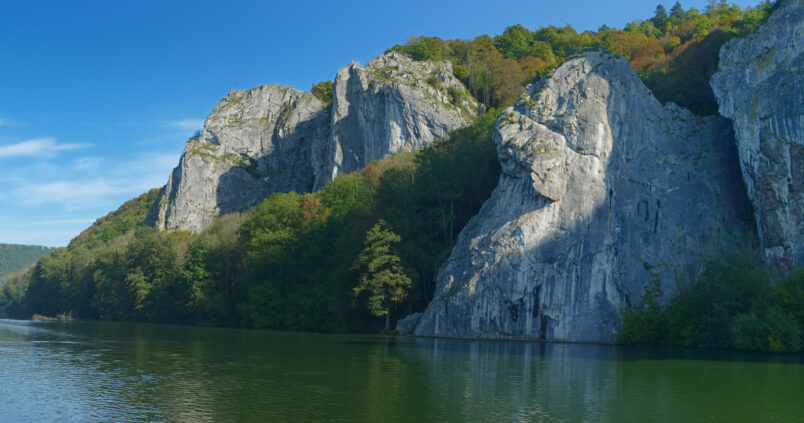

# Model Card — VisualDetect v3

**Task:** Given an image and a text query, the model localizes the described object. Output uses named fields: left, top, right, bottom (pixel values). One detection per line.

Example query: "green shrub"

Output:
left=311, top=80, right=334, bottom=108
left=731, top=308, right=801, bottom=353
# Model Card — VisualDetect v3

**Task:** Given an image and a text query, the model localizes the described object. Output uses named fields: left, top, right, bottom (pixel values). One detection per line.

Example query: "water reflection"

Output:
left=0, top=319, right=802, bottom=422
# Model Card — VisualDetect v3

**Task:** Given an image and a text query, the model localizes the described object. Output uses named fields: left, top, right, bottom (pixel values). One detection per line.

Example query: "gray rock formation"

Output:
left=395, top=312, right=423, bottom=335
left=147, top=85, right=329, bottom=232
left=711, top=0, right=804, bottom=274
left=316, top=52, right=477, bottom=189
left=148, top=52, right=476, bottom=233
left=415, top=51, right=752, bottom=343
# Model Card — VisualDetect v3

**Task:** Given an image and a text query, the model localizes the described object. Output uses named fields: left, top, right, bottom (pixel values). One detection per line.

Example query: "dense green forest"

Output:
left=0, top=244, right=55, bottom=281
left=2, top=1, right=795, bottom=352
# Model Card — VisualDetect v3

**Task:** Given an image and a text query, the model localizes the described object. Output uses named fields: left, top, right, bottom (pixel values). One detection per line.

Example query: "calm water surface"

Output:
left=0, top=319, right=802, bottom=422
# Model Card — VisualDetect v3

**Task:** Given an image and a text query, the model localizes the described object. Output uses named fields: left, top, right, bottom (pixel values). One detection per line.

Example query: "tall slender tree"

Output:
left=653, top=4, right=669, bottom=29
left=671, top=1, right=685, bottom=18
left=353, top=220, right=412, bottom=330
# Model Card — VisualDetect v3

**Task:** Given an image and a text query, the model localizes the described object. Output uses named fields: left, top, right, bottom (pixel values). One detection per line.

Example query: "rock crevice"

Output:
left=711, top=0, right=804, bottom=273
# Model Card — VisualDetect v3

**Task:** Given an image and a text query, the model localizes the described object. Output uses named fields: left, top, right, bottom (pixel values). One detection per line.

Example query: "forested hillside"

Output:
left=392, top=0, right=774, bottom=114
left=0, top=2, right=784, bottom=343
left=0, top=244, right=55, bottom=280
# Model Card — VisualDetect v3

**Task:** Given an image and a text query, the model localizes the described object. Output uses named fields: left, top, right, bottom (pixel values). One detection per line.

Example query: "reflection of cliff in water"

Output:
left=2, top=321, right=804, bottom=422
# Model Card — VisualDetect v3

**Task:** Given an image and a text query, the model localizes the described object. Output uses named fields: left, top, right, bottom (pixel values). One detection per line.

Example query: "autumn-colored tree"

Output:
left=311, top=80, right=333, bottom=108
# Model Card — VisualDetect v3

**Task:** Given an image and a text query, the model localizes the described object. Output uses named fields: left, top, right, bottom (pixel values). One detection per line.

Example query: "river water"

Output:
left=0, top=319, right=802, bottom=422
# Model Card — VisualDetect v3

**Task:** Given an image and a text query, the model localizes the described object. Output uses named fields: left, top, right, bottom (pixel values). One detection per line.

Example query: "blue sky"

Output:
left=0, top=0, right=760, bottom=246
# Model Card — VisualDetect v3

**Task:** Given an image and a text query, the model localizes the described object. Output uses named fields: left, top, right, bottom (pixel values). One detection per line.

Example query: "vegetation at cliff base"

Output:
left=353, top=220, right=412, bottom=330
left=620, top=242, right=804, bottom=353
left=0, top=111, right=500, bottom=331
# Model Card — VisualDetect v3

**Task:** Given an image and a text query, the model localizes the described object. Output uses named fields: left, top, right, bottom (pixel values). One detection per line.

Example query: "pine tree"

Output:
left=671, top=2, right=685, bottom=18
left=353, top=220, right=412, bottom=330
left=653, top=4, right=669, bottom=29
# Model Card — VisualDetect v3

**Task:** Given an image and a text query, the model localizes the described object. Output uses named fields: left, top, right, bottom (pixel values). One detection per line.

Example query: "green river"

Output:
left=0, top=319, right=802, bottom=422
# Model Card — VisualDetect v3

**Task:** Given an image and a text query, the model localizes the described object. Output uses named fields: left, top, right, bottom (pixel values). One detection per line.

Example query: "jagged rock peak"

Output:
left=316, top=51, right=477, bottom=188
left=146, top=84, right=329, bottom=233
left=147, top=52, right=478, bottom=233
left=710, top=0, right=804, bottom=274
left=414, top=51, right=751, bottom=342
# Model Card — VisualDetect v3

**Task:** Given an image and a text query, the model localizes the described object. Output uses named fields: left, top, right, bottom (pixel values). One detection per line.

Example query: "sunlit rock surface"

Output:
left=415, top=51, right=752, bottom=342
left=147, top=52, right=476, bottom=233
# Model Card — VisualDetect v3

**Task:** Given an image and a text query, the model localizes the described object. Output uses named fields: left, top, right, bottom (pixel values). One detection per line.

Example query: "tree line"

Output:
left=391, top=1, right=774, bottom=114
left=0, top=112, right=500, bottom=331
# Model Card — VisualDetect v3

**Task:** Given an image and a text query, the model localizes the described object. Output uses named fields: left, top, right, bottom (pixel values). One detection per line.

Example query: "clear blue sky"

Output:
left=0, top=0, right=760, bottom=246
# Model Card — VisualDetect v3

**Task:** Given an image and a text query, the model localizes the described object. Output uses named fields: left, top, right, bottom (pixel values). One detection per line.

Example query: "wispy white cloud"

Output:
left=0, top=117, right=22, bottom=128
left=0, top=138, right=90, bottom=159
left=166, top=118, right=204, bottom=131
left=0, top=142, right=180, bottom=245
left=13, top=180, right=116, bottom=206
left=8, top=151, right=178, bottom=207
left=73, top=156, right=103, bottom=171
left=11, top=218, right=96, bottom=228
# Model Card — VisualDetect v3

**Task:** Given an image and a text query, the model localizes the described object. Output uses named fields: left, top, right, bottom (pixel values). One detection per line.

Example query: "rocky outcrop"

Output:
left=710, top=0, right=804, bottom=274
left=147, top=85, right=329, bottom=232
left=148, top=52, right=476, bottom=233
left=395, top=312, right=423, bottom=335
left=315, top=52, right=476, bottom=188
left=414, top=51, right=752, bottom=343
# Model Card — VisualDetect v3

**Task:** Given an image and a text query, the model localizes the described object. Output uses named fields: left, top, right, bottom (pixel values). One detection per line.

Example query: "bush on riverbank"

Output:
left=619, top=243, right=804, bottom=353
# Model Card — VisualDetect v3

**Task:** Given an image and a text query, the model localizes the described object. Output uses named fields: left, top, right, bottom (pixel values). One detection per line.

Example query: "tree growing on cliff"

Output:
left=353, top=220, right=412, bottom=330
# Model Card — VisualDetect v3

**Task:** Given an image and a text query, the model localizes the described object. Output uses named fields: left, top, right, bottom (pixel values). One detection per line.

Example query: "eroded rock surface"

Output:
left=711, top=0, right=804, bottom=274
left=148, top=53, right=476, bottom=233
left=147, top=85, right=328, bottom=232
left=316, top=52, right=476, bottom=188
left=415, top=51, right=752, bottom=342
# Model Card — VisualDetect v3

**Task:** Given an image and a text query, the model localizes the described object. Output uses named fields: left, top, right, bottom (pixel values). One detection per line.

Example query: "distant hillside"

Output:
left=0, top=244, right=55, bottom=280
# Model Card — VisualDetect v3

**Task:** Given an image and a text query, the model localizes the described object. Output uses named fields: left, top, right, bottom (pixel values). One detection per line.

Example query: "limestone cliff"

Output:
left=147, top=85, right=328, bottom=233
left=316, top=52, right=476, bottom=188
left=711, top=0, right=804, bottom=274
left=414, top=51, right=752, bottom=343
left=148, top=52, right=476, bottom=233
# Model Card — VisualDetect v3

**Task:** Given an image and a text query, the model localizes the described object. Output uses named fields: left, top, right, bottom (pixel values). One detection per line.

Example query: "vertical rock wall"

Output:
left=711, top=0, right=804, bottom=274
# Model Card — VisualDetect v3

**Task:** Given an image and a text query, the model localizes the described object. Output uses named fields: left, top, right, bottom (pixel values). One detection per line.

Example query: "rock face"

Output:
left=147, top=85, right=329, bottom=232
left=316, top=53, right=476, bottom=189
left=394, top=312, right=423, bottom=335
left=415, top=51, right=752, bottom=343
left=148, top=52, right=476, bottom=233
left=710, top=0, right=804, bottom=274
